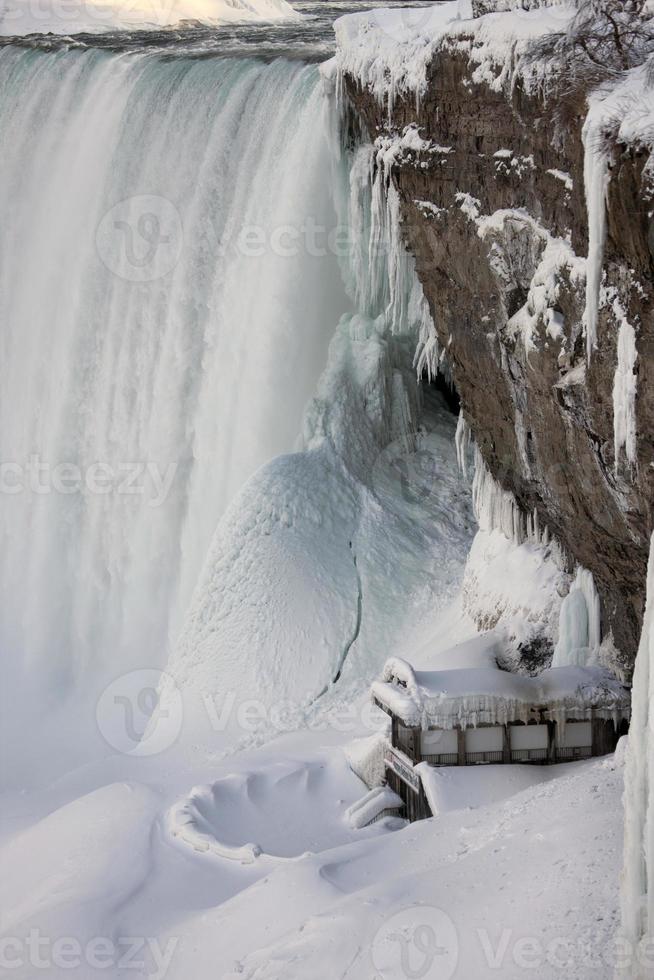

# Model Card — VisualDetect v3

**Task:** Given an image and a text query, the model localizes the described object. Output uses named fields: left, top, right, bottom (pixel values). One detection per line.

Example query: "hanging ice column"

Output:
left=620, top=533, right=654, bottom=976
left=551, top=567, right=601, bottom=668
left=582, top=100, right=611, bottom=363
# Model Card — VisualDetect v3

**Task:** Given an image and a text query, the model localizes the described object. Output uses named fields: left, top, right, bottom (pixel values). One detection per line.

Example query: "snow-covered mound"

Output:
left=0, top=782, right=160, bottom=942
left=0, top=0, right=297, bottom=37
left=170, top=756, right=625, bottom=979
left=416, top=759, right=566, bottom=816
left=345, top=785, right=403, bottom=829
left=167, top=757, right=398, bottom=864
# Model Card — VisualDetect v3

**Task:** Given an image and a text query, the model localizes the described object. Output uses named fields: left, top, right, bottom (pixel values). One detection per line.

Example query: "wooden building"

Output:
left=372, top=657, right=631, bottom=822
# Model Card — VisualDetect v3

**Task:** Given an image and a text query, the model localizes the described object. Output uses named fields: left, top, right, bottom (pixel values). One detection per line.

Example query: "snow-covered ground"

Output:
left=0, top=723, right=628, bottom=979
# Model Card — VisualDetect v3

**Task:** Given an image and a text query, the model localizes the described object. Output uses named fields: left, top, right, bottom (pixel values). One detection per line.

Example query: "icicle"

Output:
left=472, top=447, right=524, bottom=545
left=455, top=412, right=471, bottom=479
left=613, top=313, right=638, bottom=473
left=582, top=107, right=611, bottom=363
left=620, top=532, right=654, bottom=976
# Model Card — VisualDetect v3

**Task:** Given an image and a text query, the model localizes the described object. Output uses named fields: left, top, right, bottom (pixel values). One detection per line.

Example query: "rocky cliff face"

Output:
left=343, top=39, right=654, bottom=674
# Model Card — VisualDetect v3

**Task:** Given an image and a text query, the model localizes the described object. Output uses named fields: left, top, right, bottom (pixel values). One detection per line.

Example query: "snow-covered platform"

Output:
left=372, top=656, right=630, bottom=820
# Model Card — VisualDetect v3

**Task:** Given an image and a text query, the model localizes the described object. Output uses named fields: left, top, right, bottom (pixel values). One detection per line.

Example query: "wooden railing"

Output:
left=466, top=750, right=504, bottom=764
left=555, top=746, right=592, bottom=761
left=510, top=748, right=548, bottom=762
left=421, top=753, right=459, bottom=766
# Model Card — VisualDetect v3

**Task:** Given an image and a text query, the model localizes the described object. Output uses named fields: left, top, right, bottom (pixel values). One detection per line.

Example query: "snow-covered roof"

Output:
left=372, top=656, right=631, bottom=729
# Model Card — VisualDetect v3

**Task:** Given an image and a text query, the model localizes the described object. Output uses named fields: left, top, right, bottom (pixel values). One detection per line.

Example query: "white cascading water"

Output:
left=0, top=47, right=349, bottom=721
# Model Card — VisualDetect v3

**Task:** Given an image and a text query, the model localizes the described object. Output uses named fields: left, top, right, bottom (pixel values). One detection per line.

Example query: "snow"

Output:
left=373, top=124, right=450, bottom=172
left=0, top=0, right=297, bottom=35
left=345, top=785, right=404, bottom=829
left=344, top=731, right=388, bottom=788
left=208, top=755, right=626, bottom=980
left=416, top=760, right=565, bottom=818
left=456, top=190, right=482, bottom=221
left=475, top=207, right=585, bottom=356
left=620, top=532, right=654, bottom=974
left=330, top=2, right=462, bottom=117
left=373, top=656, right=629, bottom=730
left=444, top=3, right=575, bottom=94
left=1, top=23, right=646, bottom=980
left=461, top=526, right=566, bottom=657
left=168, top=756, right=398, bottom=864
left=581, top=61, right=654, bottom=365
left=547, top=168, right=574, bottom=192
left=330, top=1, right=575, bottom=117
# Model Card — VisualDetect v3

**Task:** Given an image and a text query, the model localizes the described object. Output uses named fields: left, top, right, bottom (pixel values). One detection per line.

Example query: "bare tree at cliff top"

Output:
left=528, top=0, right=654, bottom=86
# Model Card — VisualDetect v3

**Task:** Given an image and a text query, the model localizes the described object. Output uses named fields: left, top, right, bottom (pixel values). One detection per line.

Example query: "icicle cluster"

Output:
left=344, top=138, right=440, bottom=379
left=471, top=448, right=551, bottom=549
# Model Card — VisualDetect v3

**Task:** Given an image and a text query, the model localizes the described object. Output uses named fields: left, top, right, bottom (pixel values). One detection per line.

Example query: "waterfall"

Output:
left=0, top=47, right=348, bottom=712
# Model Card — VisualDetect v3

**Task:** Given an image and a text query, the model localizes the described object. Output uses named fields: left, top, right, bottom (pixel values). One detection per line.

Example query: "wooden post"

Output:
left=410, top=727, right=420, bottom=763
left=502, top=724, right=511, bottom=764
left=547, top=720, right=557, bottom=764
left=457, top=728, right=466, bottom=766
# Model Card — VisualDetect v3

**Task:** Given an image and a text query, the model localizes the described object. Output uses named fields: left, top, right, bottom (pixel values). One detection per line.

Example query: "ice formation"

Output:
left=620, top=533, right=654, bottom=974
left=609, top=289, right=638, bottom=472
left=582, top=104, right=611, bottom=362
left=475, top=207, right=585, bottom=356
left=373, top=656, right=630, bottom=731
left=472, top=447, right=552, bottom=549
left=581, top=59, right=654, bottom=367
left=0, top=0, right=297, bottom=35
left=330, top=3, right=461, bottom=118
left=455, top=411, right=472, bottom=479
left=330, top=1, right=574, bottom=121
left=552, top=566, right=602, bottom=667
left=163, top=97, right=474, bottom=740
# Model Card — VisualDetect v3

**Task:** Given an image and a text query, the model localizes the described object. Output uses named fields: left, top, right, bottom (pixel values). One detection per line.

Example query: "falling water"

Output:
left=0, top=46, right=349, bottom=708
